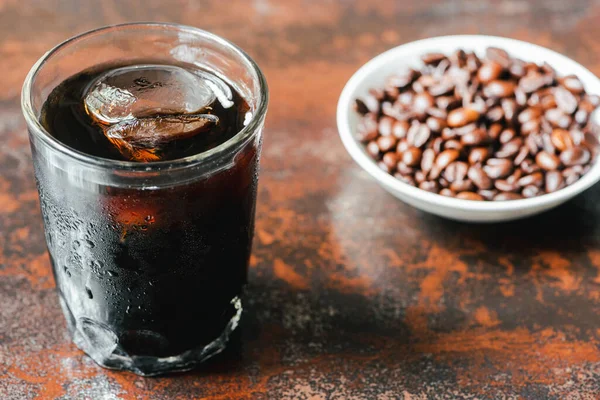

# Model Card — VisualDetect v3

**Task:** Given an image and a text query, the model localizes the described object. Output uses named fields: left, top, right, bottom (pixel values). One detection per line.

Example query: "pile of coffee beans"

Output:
left=354, top=47, right=600, bottom=201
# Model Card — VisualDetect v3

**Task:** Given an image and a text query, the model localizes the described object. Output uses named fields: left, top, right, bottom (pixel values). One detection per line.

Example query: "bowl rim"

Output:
left=337, top=34, right=600, bottom=212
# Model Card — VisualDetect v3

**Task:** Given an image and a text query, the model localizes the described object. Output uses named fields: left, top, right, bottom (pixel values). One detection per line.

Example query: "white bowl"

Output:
left=337, top=35, right=600, bottom=223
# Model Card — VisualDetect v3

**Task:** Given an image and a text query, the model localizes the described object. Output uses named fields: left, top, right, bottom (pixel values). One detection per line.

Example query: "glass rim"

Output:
left=21, top=22, right=269, bottom=172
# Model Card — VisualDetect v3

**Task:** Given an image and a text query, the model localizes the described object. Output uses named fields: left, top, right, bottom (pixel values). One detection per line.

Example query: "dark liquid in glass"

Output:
left=36, top=63, right=258, bottom=374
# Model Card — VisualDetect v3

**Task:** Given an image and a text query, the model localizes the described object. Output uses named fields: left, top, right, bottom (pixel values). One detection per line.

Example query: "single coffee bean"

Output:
left=444, top=139, right=463, bottom=151
left=563, top=165, right=584, bottom=176
left=486, top=106, right=504, bottom=123
left=414, top=170, right=427, bottom=183
left=413, top=125, right=431, bottom=148
left=363, top=89, right=383, bottom=113
left=514, top=146, right=529, bottom=166
left=421, top=52, right=446, bottom=66
left=397, top=162, right=415, bottom=176
left=545, top=170, right=564, bottom=193
left=429, top=81, right=455, bottom=97
left=383, top=152, right=399, bottom=169
left=540, top=94, right=557, bottom=110
left=426, top=107, right=448, bottom=119
left=444, top=161, right=469, bottom=183
left=469, top=147, right=490, bottom=165
left=456, top=191, right=484, bottom=201
left=367, top=141, right=380, bottom=158
left=494, top=192, right=523, bottom=201
left=550, top=128, right=574, bottom=151
left=419, top=180, right=439, bottom=193
left=485, top=47, right=511, bottom=67
left=506, top=168, right=523, bottom=184
left=515, top=87, right=528, bottom=106
left=560, top=146, right=591, bottom=166
left=555, top=86, right=578, bottom=114
left=522, top=185, right=542, bottom=198
left=461, top=128, right=488, bottom=145
left=483, top=158, right=513, bottom=179
left=439, top=178, right=450, bottom=189
left=519, top=73, right=550, bottom=93
left=477, top=61, right=504, bottom=83
left=520, top=158, right=541, bottom=174
left=447, top=107, right=480, bottom=127
left=426, top=117, right=446, bottom=132
left=454, top=123, right=479, bottom=136
left=575, top=109, right=589, bottom=126
left=535, top=151, right=560, bottom=170
left=495, top=179, right=519, bottom=192
left=396, top=139, right=410, bottom=154
left=502, top=98, right=519, bottom=122
left=435, top=149, right=460, bottom=171
left=483, top=80, right=516, bottom=98
left=565, top=172, right=580, bottom=185
left=402, top=147, right=423, bottom=167
left=509, top=59, right=526, bottom=78
left=413, top=92, right=435, bottom=115
left=392, top=120, right=410, bottom=139
left=468, top=165, right=494, bottom=189
left=488, top=123, right=503, bottom=140
left=518, top=107, right=543, bottom=124
left=377, top=135, right=398, bottom=152
left=521, top=119, right=541, bottom=135
left=517, top=172, right=543, bottom=187
left=356, top=114, right=379, bottom=142
left=421, top=148, right=436, bottom=173
left=439, top=188, right=455, bottom=197
left=450, top=179, right=475, bottom=192
left=525, top=133, right=542, bottom=155
left=496, top=137, right=523, bottom=158
left=378, top=116, right=395, bottom=136
left=478, top=189, right=498, bottom=200
left=499, top=128, right=516, bottom=144
left=442, top=127, right=458, bottom=140
left=570, top=129, right=585, bottom=146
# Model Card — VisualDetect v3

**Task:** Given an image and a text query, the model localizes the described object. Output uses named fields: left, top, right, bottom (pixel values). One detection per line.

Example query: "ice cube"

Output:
left=104, top=113, right=219, bottom=162
left=84, top=64, right=217, bottom=124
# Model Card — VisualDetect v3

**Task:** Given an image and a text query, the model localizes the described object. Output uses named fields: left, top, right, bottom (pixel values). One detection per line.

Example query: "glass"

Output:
left=21, top=23, right=268, bottom=376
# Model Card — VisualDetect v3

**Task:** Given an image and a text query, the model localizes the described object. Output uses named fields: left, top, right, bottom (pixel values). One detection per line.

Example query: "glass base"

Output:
left=60, top=296, right=243, bottom=376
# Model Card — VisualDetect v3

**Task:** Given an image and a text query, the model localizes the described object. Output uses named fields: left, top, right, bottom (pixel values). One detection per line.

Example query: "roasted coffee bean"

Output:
left=383, top=152, right=399, bottom=169
left=483, top=80, right=516, bottom=98
left=495, top=179, right=519, bottom=192
left=456, top=191, right=484, bottom=201
left=549, top=128, right=573, bottom=151
left=560, top=146, right=591, bottom=166
left=494, top=192, right=523, bottom=201
left=535, top=151, right=560, bottom=170
left=496, top=137, right=523, bottom=158
left=555, top=86, right=578, bottom=114
left=522, top=185, right=542, bottom=198
left=378, top=161, right=392, bottom=173
left=402, top=147, right=423, bottom=167
left=439, top=188, right=455, bottom=197
left=450, top=179, right=475, bottom=192
left=414, top=170, right=427, bottom=183
left=419, top=180, right=439, bottom=193
left=483, top=158, right=513, bottom=179
left=514, top=146, right=529, bottom=166
left=367, top=139, right=382, bottom=158
left=356, top=47, right=600, bottom=201
left=468, top=165, right=493, bottom=189
left=447, top=107, right=480, bottom=127
left=444, top=161, right=469, bottom=183
left=356, top=114, right=379, bottom=142
left=499, top=128, right=516, bottom=144
left=392, top=120, right=410, bottom=139
left=377, top=135, right=397, bottom=152
left=478, top=189, right=498, bottom=200
left=545, top=170, right=564, bottom=193
left=396, top=139, right=410, bottom=154
left=518, top=107, right=542, bottom=124
left=461, top=128, right=488, bottom=146
left=469, top=147, right=490, bottom=165
left=478, top=61, right=504, bottom=84
left=518, top=172, right=543, bottom=187
left=545, top=108, right=572, bottom=129
left=397, top=162, right=415, bottom=176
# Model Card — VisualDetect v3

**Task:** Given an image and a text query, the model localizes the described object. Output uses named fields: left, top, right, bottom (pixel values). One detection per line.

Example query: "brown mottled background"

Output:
left=2, top=0, right=600, bottom=399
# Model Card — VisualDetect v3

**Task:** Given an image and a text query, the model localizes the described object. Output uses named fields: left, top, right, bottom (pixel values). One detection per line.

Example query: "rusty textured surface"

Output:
left=3, top=0, right=600, bottom=398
